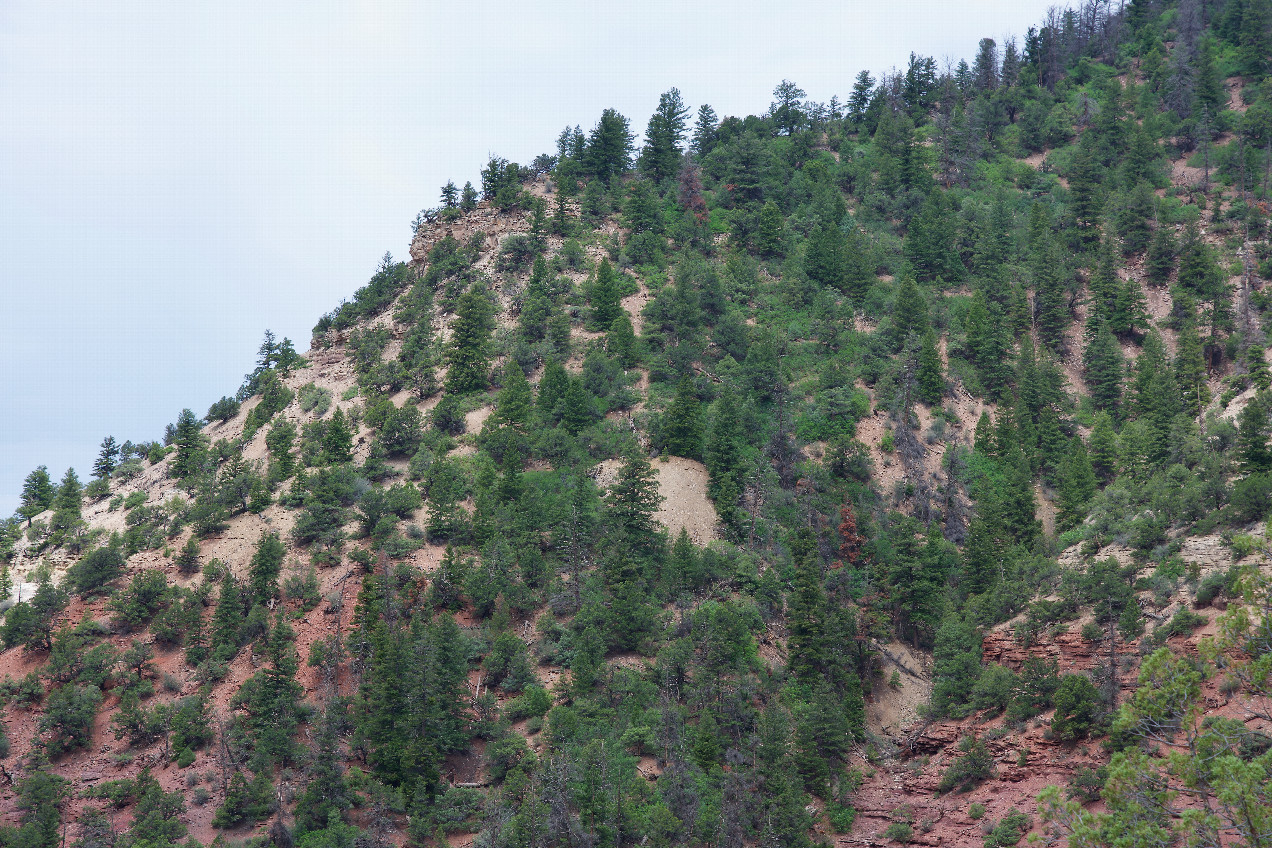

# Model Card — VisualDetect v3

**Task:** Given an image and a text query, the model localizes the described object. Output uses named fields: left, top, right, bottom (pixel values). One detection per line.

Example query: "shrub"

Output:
left=208, top=396, right=241, bottom=422
left=40, top=683, right=103, bottom=755
left=970, top=664, right=1017, bottom=715
left=968, top=802, right=986, bottom=820
left=504, top=684, right=552, bottom=722
left=1050, top=674, right=1103, bottom=740
left=297, top=383, right=333, bottom=416
left=938, top=736, right=995, bottom=793
left=883, top=821, right=913, bottom=843
left=282, top=568, right=321, bottom=612
left=1231, top=473, right=1272, bottom=522
left=984, top=809, right=1031, bottom=847
left=67, top=544, right=125, bottom=595
left=826, top=801, right=857, bottom=833
left=107, top=569, right=173, bottom=631
left=84, top=478, right=110, bottom=500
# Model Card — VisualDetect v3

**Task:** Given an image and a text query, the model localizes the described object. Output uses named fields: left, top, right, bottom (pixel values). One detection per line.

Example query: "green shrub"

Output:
left=67, top=544, right=125, bottom=595
left=968, top=802, right=986, bottom=820
left=883, top=821, right=913, bottom=843
left=938, top=735, right=996, bottom=793
left=1050, top=674, right=1103, bottom=740
left=826, top=801, right=857, bottom=833
left=984, top=809, right=1031, bottom=847
left=297, top=382, right=333, bottom=416
left=504, top=684, right=552, bottom=722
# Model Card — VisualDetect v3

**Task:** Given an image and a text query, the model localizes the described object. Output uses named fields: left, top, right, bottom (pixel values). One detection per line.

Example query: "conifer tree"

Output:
left=1240, top=0, right=1272, bottom=79
left=460, top=181, right=478, bottom=211
left=248, top=532, right=285, bottom=606
left=974, top=412, right=994, bottom=455
left=1175, top=320, right=1210, bottom=416
left=786, top=530, right=827, bottom=685
left=1238, top=393, right=1272, bottom=474
left=92, top=436, right=119, bottom=480
left=1089, top=412, right=1119, bottom=482
left=662, top=376, right=704, bottom=459
left=1146, top=225, right=1176, bottom=285
left=916, top=327, right=945, bottom=405
left=590, top=259, right=622, bottom=330
left=322, top=407, right=354, bottom=464
left=18, top=465, right=55, bottom=525
left=537, top=359, right=569, bottom=414
left=1057, top=437, right=1097, bottom=530
left=705, top=387, right=745, bottom=502
left=446, top=285, right=496, bottom=395
left=1083, top=319, right=1124, bottom=416
left=804, top=221, right=847, bottom=292
left=1118, top=182, right=1156, bottom=254
left=171, top=409, right=207, bottom=478
left=905, top=188, right=961, bottom=284
left=211, top=571, right=245, bottom=661
left=494, top=365, right=532, bottom=430
left=559, top=377, right=592, bottom=435
left=889, top=274, right=929, bottom=352
left=54, top=468, right=82, bottom=515
left=604, top=453, right=663, bottom=543
left=1032, top=237, right=1068, bottom=353
left=606, top=312, right=639, bottom=369
left=754, top=200, right=786, bottom=257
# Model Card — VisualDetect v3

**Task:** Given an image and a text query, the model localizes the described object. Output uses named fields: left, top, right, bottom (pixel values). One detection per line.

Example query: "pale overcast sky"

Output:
left=0, top=0, right=1069, bottom=515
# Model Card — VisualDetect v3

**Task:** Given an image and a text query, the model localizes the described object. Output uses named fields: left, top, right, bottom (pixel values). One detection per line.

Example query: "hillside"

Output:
left=4, top=2, right=1272, bottom=847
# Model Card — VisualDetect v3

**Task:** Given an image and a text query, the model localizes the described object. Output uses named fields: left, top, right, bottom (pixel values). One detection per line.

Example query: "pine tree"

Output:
left=249, top=532, right=285, bottom=606
left=974, top=412, right=994, bottom=455
left=604, top=453, right=663, bottom=542
left=211, top=571, right=245, bottom=661
left=460, top=181, right=478, bottom=211
left=322, top=407, right=354, bottom=464
left=916, top=328, right=945, bottom=405
left=1089, top=412, right=1119, bottom=482
left=93, top=436, right=119, bottom=480
left=889, top=274, right=929, bottom=352
left=1118, top=182, right=1156, bottom=255
left=537, top=359, right=569, bottom=415
left=754, top=200, right=786, bottom=257
left=691, top=104, right=718, bottom=157
left=905, top=188, right=962, bottom=284
left=786, top=530, right=827, bottom=684
left=1057, top=437, right=1097, bottom=530
left=590, top=259, right=621, bottom=329
left=586, top=108, right=634, bottom=183
left=445, top=284, right=496, bottom=394
left=176, top=536, right=201, bottom=575
left=494, top=365, right=532, bottom=430
left=606, top=313, right=639, bottom=369
left=559, top=377, right=592, bottom=435
left=171, top=409, right=206, bottom=478
left=1083, top=320, right=1124, bottom=416
left=804, top=221, right=847, bottom=292
left=1240, top=0, right=1272, bottom=79
left=662, top=376, right=704, bottom=460
left=1237, top=393, right=1272, bottom=473
left=1175, top=320, right=1210, bottom=416
left=1032, top=237, right=1068, bottom=353
left=18, top=465, right=55, bottom=525
left=1146, top=226, right=1176, bottom=285
left=705, top=387, right=745, bottom=502
left=54, top=467, right=82, bottom=515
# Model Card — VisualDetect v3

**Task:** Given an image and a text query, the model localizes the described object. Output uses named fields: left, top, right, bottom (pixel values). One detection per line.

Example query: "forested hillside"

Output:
left=4, top=1, right=1272, bottom=846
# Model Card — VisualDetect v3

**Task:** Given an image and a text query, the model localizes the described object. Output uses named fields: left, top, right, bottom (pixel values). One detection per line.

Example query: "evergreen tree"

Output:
left=1175, top=320, right=1210, bottom=416
left=211, top=571, right=245, bottom=661
left=786, top=531, right=827, bottom=684
left=92, top=436, right=119, bottom=480
left=446, top=285, right=496, bottom=395
left=170, top=408, right=206, bottom=478
left=607, top=313, right=639, bottom=369
left=662, top=376, right=704, bottom=460
left=754, top=200, right=786, bottom=257
left=586, top=108, right=634, bottom=182
left=1238, top=393, right=1272, bottom=474
left=322, top=407, right=354, bottom=464
left=1083, top=319, right=1124, bottom=416
left=1146, top=225, right=1176, bottom=285
left=460, top=181, right=478, bottom=211
left=537, top=359, right=569, bottom=415
left=1118, top=182, right=1156, bottom=254
left=804, top=220, right=847, bottom=291
left=916, top=327, right=945, bottom=405
left=705, top=387, right=745, bottom=502
left=1032, top=237, right=1068, bottom=353
left=905, top=188, right=962, bottom=284
left=889, top=273, right=929, bottom=352
left=604, top=453, right=663, bottom=542
left=559, top=377, right=592, bottom=435
left=1240, top=0, right=1272, bottom=79
left=54, top=467, right=82, bottom=515
left=18, top=465, right=55, bottom=525
left=691, top=103, right=718, bottom=157
left=1089, top=412, right=1119, bottom=482
left=640, top=87, right=690, bottom=184
left=248, top=532, right=285, bottom=606
left=590, top=259, right=622, bottom=329
left=1057, top=437, right=1097, bottom=530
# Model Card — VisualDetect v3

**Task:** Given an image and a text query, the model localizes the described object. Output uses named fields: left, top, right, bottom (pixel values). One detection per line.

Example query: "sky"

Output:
left=0, top=0, right=1070, bottom=516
